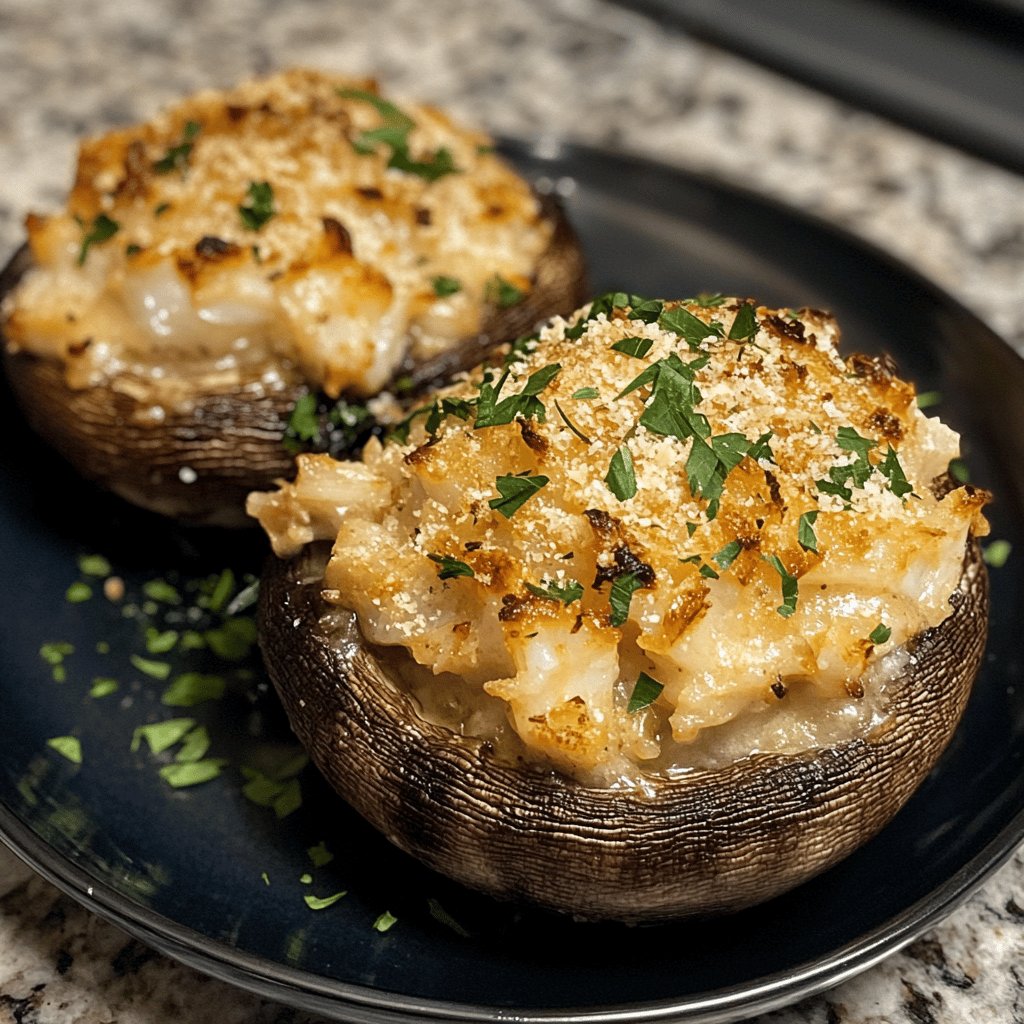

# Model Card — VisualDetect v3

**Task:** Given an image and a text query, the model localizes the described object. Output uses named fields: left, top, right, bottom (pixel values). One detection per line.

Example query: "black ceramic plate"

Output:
left=1, top=142, right=1022, bottom=1024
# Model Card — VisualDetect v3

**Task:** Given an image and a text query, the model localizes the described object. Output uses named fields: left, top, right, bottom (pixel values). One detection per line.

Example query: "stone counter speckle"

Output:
left=1, top=1, right=1023, bottom=1022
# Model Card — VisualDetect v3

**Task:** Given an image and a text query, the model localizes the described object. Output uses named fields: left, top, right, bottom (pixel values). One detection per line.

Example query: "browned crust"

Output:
left=0, top=197, right=587, bottom=527
left=258, top=540, right=988, bottom=923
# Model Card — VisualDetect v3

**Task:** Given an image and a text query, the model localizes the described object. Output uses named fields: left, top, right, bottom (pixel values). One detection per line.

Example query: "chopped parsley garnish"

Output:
left=238, top=181, right=275, bottom=231
left=307, top=841, right=334, bottom=867
left=204, top=617, right=257, bottom=661
left=47, top=736, right=82, bottom=764
left=77, top=554, right=111, bottom=577
left=175, top=726, right=211, bottom=763
left=130, top=654, right=171, bottom=680
left=983, top=539, right=1011, bottom=568
left=284, top=394, right=318, bottom=450
left=159, top=759, right=227, bottom=788
left=526, top=578, right=584, bottom=605
left=486, top=274, right=524, bottom=308
left=90, top=677, right=119, bottom=699
left=161, top=672, right=226, bottom=707
left=564, top=292, right=663, bottom=339
left=878, top=445, right=914, bottom=498
left=77, top=213, right=119, bottom=266
left=609, top=571, right=645, bottom=628
left=154, top=202, right=171, bottom=217
left=626, top=672, right=664, bottom=714
left=679, top=554, right=719, bottom=579
left=40, top=641, right=73, bottom=666
left=65, top=582, right=92, bottom=603
left=948, top=458, right=970, bottom=484
left=868, top=623, right=892, bottom=645
left=610, top=336, right=654, bottom=359
left=916, top=391, right=942, bottom=410
left=145, top=627, right=178, bottom=654
left=304, top=890, right=347, bottom=911
left=374, top=911, right=398, bottom=933
left=125, top=243, right=143, bottom=257
left=142, top=579, right=182, bottom=604
left=816, top=427, right=876, bottom=502
left=338, top=87, right=459, bottom=182
left=761, top=554, right=798, bottom=618
left=389, top=145, right=457, bottom=180
left=690, top=292, right=727, bottom=307
left=473, top=363, right=561, bottom=429
left=617, top=351, right=769, bottom=520
left=712, top=539, right=743, bottom=570
left=131, top=718, right=196, bottom=755
left=605, top=446, right=637, bottom=501
left=797, top=510, right=819, bottom=552
left=836, top=425, right=876, bottom=461
left=816, top=428, right=913, bottom=503
left=489, top=474, right=548, bottom=518
left=685, top=432, right=762, bottom=516
left=553, top=399, right=591, bottom=444
left=152, top=119, right=201, bottom=174
left=428, top=554, right=475, bottom=580
left=727, top=302, right=758, bottom=341
left=571, top=387, right=599, bottom=400
left=658, top=305, right=724, bottom=350
left=431, top=275, right=462, bottom=296
left=241, top=770, right=303, bottom=818
left=284, top=393, right=375, bottom=456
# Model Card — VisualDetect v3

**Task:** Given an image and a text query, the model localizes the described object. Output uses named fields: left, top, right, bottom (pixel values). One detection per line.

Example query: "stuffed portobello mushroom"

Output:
left=251, top=294, right=990, bottom=923
left=0, top=68, right=585, bottom=526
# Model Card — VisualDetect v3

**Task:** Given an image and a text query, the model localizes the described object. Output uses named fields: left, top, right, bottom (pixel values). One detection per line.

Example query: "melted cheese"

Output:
left=249, top=298, right=989, bottom=785
left=2, top=68, right=551, bottom=399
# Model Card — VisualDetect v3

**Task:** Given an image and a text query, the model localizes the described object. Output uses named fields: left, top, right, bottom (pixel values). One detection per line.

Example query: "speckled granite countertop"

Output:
left=1, top=1, right=1023, bottom=1022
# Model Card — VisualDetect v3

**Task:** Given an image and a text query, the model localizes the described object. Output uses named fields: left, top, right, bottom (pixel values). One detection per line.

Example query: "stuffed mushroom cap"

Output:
left=0, top=68, right=586, bottom=524
left=251, top=294, right=990, bottom=921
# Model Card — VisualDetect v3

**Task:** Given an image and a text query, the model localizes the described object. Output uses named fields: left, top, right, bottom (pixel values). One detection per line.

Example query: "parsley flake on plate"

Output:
left=304, top=890, right=347, bottom=911
left=159, top=759, right=227, bottom=789
left=47, top=736, right=82, bottom=765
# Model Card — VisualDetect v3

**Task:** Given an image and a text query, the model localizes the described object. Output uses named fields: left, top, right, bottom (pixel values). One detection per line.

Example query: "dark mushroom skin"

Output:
left=0, top=199, right=586, bottom=528
left=258, top=538, right=988, bottom=924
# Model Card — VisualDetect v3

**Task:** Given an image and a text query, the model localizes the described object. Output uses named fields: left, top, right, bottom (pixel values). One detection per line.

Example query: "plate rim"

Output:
left=2, top=136, right=1023, bottom=1024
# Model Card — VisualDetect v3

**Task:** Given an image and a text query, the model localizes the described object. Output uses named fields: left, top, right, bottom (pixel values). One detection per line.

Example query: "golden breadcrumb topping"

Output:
left=2, top=68, right=551, bottom=398
left=250, top=295, right=989, bottom=784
